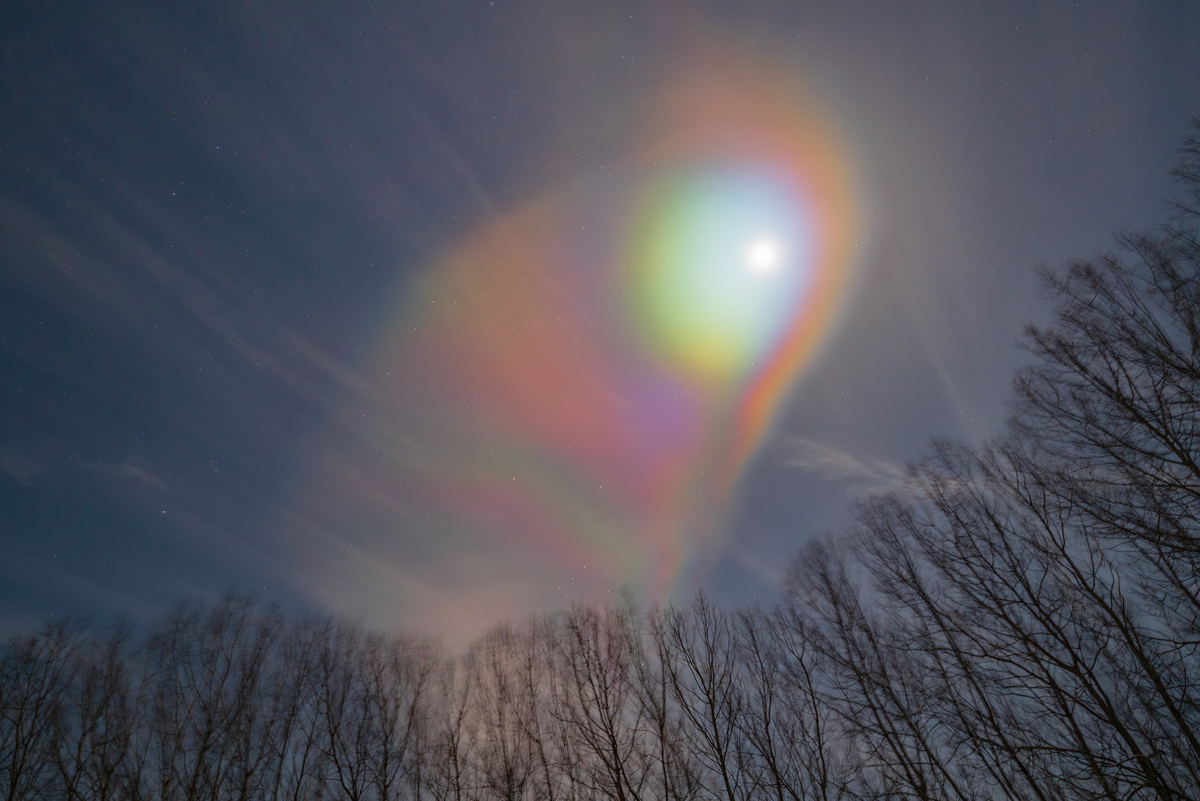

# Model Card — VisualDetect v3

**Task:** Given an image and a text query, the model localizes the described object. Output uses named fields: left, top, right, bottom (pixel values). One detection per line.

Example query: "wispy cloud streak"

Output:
left=783, top=437, right=907, bottom=493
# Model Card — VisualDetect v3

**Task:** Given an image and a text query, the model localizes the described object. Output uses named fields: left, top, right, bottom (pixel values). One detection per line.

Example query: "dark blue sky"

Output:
left=3, top=0, right=1199, bottom=643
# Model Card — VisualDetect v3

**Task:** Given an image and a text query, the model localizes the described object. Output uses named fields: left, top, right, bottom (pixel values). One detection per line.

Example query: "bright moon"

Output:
left=745, top=237, right=781, bottom=274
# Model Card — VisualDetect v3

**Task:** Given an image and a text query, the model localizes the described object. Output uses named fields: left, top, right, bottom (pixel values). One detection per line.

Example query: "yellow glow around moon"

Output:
left=745, top=237, right=781, bottom=274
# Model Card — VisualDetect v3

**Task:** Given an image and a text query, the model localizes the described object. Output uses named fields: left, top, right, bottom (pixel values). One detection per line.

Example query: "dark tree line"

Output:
left=4, top=135, right=1200, bottom=801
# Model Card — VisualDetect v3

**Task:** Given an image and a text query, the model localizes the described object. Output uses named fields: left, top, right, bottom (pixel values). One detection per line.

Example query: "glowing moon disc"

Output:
left=745, top=238, right=782, bottom=274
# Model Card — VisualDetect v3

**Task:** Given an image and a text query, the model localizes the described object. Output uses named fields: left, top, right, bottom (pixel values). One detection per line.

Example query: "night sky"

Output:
left=2, top=0, right=1198, bottom=645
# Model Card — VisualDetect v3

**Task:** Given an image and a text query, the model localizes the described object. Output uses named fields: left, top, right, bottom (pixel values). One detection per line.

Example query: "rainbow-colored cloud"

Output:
left=320, top=52, right=857, bottom=605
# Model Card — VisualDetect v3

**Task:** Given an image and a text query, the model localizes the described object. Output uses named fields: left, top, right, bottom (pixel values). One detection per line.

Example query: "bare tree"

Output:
left=144, top=596, right=285, bottom=801
left=49, top=624, right=140, bottom=801
left=427, top=652, right=478, bottom=801
left=260, top=615, right=331, bottom=801
left=544, top=604, right=651, bottom=801
left=0, top=622, right=83, bottom=801
left=736, top=607, right=854, bottom=801
left=658, top=595, right=756, bottom=801
left=633, top=608, right=702, bottom=801
left=465, top=625, right=535, bottom=801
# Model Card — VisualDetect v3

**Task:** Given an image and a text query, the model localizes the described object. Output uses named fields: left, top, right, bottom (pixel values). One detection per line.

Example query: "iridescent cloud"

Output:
left=311, top=51, right=858, bottom=609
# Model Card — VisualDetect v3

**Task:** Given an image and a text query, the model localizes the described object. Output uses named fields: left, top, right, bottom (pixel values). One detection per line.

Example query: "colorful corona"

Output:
left=339, top=52, right=858, bottom=601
